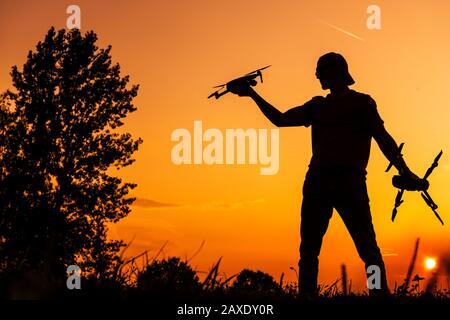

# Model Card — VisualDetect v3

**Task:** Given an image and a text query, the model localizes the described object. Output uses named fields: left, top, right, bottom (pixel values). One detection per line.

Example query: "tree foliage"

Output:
left=137, top=257, right=202, bottom=298
left=230, top=269, right=282, bottom=298
left=0, top=27, right=142, bottom=280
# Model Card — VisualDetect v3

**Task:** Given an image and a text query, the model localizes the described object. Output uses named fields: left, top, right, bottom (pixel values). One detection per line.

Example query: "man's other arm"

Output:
left=368, top=98, right=415, bottom=176
left=372, top=125, right=412, bottom=175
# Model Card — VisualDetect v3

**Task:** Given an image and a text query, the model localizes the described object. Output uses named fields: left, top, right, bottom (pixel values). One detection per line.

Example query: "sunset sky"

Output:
left=1, top=0, right=450, bottom=290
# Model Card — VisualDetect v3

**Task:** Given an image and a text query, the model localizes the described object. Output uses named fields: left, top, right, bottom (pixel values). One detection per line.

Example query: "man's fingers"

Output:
left=227, top=81, right=251, bottom=96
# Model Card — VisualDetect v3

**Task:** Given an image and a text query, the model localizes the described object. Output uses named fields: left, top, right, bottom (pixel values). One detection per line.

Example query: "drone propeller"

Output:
left=245, top=65, right=271, bottom=76
left=431, top=208, right=444, bottom=226
left=388, top=145, right=444, bottom=225
left=391, top=189, right=405, bottom=222
left=421, top=192, right=444, bottom=225
left=245, top=65, right=271, bottom=84
left=386, top=143, right=404, bottom=172
left=208, top=65, right=271, bottom=100
left=207, top=92, right=218, bottom=99
left=207, top=90, right=228, bottom=100
left=423, top=150, right=443, bottom=180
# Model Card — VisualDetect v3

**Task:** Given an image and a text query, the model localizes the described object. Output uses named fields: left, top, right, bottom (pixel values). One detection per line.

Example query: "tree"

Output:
left=0, top=27, right=142, bottom=283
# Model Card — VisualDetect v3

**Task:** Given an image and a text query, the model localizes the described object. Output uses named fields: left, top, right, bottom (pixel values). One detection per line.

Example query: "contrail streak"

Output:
left=318, top=19, right=365, bottom=41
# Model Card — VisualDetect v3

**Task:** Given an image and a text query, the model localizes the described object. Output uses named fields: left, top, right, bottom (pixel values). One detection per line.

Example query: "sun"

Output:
left=425, top=258, right=437, bottom=270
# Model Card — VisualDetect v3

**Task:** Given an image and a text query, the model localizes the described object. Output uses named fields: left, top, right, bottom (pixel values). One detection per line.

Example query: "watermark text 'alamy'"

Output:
left=171, top=121, right=279, bottom=175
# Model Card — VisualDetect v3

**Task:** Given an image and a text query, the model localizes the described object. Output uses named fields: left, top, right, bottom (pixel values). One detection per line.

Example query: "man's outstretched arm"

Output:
left=229, top=85, right=312, bottom=127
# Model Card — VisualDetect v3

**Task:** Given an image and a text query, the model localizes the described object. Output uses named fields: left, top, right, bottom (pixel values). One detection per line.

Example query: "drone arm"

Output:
left=373, top=126, right=412, bottom=176
left=215, top=89, right=230, bottom=99
left=423, top=150, right=443, bottom=179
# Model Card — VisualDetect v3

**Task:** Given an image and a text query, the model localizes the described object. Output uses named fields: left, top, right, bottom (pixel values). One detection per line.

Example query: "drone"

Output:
left=386, top=143, right=444, bottom=225
left=207, top=65, right=271, bottom=99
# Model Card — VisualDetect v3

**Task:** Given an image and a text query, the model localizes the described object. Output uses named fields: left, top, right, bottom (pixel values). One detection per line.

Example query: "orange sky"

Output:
left=1, top=0, right=450, bottom=291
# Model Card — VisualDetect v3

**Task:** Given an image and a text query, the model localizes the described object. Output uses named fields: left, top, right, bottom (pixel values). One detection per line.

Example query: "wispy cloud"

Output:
left=133, top=198, right=181, bottom=209
left=382, top=253, right=399, bottom=257
left=381, top=248, right=399, bottom=257
left=198, top=199, right=265, bottom=210
left=132, top=197, right=265, bottom=210
left=318, top=19, right=365, bottom=41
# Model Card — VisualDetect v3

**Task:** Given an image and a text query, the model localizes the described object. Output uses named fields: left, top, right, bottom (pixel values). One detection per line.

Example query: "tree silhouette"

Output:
left=136, top=257, right=202, bottom=298
left=0, top=27, right=142, bottom=284
left=230, top=269, right=283, bottom=298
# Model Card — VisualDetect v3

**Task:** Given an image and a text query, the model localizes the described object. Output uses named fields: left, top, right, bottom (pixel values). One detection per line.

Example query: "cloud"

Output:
left=381, top=248, right=399, bottom=257
left=381, top=253, right=399, bottom=257
left=131, top=197, right=265, bottom=211
left=132, top=198, right=181, bottom=209
left=199, top=199, right=265, bottom=210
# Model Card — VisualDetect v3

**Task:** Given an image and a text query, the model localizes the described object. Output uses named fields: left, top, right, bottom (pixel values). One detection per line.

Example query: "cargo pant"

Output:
left=298, top=168, right=389, bottom=295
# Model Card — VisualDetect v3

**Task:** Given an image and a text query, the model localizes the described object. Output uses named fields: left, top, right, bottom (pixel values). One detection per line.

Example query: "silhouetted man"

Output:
left=229, top=52, right=419, bottom=296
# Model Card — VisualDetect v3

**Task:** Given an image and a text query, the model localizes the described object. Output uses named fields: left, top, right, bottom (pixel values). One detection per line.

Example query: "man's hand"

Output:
left=227, top=80, right=254, bottom=97
left=393, top=154, right=421, bottom=180
left=399, top=166, right=421, bottom=181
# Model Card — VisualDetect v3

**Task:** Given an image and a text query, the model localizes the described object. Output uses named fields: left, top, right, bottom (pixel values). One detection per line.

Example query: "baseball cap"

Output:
left=317, top=52, right=355, bottom=86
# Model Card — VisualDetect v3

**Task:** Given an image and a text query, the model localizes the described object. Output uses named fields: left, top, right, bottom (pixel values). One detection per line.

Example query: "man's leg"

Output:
left=298, top=171, right=334, bottom=296
left=334, top=174, right=389, bottom=295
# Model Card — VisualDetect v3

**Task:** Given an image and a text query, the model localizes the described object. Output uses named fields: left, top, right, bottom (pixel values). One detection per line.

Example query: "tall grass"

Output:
left=103, top=238, right=450, bottom=300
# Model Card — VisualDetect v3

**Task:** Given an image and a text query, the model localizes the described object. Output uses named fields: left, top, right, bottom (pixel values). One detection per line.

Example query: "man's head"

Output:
left=315, top=52, right=355, bottom=90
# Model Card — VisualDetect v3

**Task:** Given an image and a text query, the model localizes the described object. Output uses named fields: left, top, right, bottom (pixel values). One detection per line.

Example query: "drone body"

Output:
left=387, top=145, right=444, bottom=225
left=207, top=65, right=271, bottom=99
